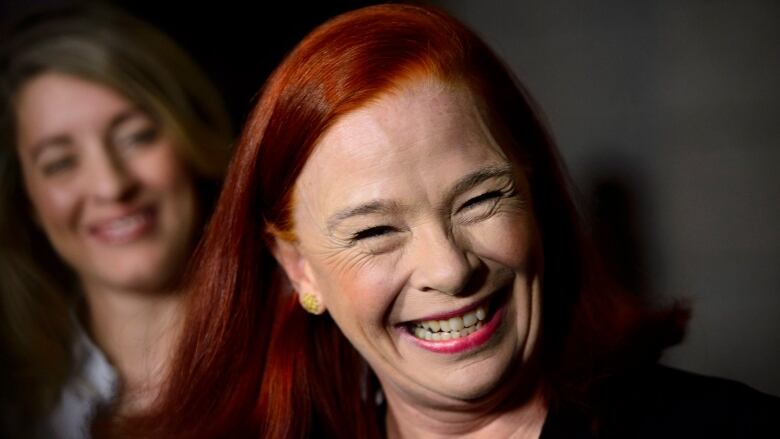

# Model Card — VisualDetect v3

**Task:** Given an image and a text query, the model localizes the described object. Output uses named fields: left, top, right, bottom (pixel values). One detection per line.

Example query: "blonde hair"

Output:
left=0, top=3, right=232, bottom=433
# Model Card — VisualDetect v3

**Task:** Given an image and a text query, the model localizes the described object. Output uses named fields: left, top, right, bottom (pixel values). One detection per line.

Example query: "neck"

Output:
left=80, top=282, right=183, bottom=414
left=385, top=386, right=547, bottom=439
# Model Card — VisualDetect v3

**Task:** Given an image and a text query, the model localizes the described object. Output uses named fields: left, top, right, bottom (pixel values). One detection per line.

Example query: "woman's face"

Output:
left=280, top=78, right=543, bottom=405
left=15, top=72, right=197, bottom=294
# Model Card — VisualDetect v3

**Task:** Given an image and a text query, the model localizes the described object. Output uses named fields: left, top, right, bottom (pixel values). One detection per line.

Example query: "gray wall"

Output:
left=434, top=0, right=780, bottom=396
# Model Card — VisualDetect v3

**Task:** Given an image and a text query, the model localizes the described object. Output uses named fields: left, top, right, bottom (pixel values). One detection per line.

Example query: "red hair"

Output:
left=132, top=4, right=687, bottom=437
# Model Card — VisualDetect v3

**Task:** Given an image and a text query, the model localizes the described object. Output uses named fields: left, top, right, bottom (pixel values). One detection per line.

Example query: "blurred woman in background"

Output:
left=0, top=4, right=231, bottom=437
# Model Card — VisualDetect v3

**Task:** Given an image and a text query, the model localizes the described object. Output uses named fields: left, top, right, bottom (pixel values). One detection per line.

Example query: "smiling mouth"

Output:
left=404, top=284, right=513, bottom=342
left=89, top=207, right=156, bottom=244
left=409, top=304, right=488, bottom=341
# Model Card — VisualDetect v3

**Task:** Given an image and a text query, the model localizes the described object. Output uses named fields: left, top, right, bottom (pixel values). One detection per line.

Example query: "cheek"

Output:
left=468, top=214, right=540, bottom=270
left=135, top=145, right=193, bottom=197
left=23, top=175, right=80, bottom=231
left=314, top=255, right=401, bottom=327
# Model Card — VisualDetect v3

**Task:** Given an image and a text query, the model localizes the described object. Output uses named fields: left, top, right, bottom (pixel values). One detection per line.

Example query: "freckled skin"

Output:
left=15, top=72, right=196, bottom=294
left=279, top=78, right=544, bottom=411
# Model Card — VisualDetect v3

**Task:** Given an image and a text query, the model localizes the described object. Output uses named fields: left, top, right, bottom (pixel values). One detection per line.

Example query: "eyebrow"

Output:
left=326, top=200, right=403, bottom=232
left=325, top=163, right=514, bottom=232
left=107, top=109, right=147, bottom=132
left=27, top=109, right=147, bottom=162
left=445, top=164, right=514, bottom=203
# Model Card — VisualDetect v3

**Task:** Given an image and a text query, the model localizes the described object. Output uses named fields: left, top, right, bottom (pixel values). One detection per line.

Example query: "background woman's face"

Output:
left=15, top=72, right=197, bottom=294
left=285, top=78, right=544, bottom=405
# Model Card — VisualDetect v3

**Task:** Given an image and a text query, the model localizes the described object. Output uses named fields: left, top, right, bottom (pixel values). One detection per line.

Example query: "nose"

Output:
left=87, top=147, right=138, bottom=202
left=409, top=225, right=477, bottom=295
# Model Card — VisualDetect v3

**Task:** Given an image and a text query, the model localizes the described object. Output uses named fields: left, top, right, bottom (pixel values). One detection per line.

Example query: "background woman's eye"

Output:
left=115, top=127, right=159, bottom=150
left=351, top=225, right=396, bottom=241
left=461, top=190, right=502, bottom=210
left=42, top=156, right=77, bottom=176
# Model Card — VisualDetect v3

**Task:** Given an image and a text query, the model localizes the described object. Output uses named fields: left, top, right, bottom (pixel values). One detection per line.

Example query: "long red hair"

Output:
left=133, top=4, right=687, bottom=438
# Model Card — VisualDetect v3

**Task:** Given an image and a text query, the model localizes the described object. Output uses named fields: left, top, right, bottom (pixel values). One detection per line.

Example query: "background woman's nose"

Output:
left=409, top=226, right=477, bottom=296
left=87, top=149, right=138, bottom=202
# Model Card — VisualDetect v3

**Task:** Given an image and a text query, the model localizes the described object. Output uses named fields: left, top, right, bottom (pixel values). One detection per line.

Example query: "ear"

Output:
left=270, top=237, right=327, bottom=314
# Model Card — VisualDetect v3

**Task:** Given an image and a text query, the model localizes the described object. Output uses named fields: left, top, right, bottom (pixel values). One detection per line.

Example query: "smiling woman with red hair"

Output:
left=134, top=4, right=779, bottom=438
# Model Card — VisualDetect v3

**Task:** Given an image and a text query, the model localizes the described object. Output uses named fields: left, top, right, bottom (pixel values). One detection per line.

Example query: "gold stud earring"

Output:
left=300, top=292, right=323, bottom=315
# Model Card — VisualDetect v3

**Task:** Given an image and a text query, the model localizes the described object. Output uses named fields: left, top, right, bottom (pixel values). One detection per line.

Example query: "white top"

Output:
left=38, top=321, right=118, bottom=439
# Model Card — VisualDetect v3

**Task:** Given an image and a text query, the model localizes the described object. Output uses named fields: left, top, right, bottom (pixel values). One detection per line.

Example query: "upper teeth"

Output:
left=99, top=212, right=148, bottom=238
left=107, top=213, right=144, bottom=230
left=412, top=305, right=487, bottom=341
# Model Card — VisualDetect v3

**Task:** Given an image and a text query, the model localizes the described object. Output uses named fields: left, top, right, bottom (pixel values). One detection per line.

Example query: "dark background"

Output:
left=1, top=0, right=386, bottom=129
left=2, top=0, right=778, bottom=396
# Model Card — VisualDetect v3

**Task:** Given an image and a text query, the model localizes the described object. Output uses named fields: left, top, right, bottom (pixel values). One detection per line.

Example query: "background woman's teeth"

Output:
left=439, top=320, right=450, bottom=331
left=429, top=320, right=440, bottom=331
left=476, top=307, right=486, bottom=320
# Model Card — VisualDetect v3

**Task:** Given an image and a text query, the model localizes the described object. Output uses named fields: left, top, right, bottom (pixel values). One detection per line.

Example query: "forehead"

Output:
left=294, top=78, right=509, bottom=217
left=322, top=78, right=492, bottom=158
left=15, top=73, right=132, bottom=147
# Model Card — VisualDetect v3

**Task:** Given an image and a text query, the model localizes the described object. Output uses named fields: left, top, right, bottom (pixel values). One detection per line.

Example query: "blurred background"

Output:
left=2, top=0, right=778, bottom=396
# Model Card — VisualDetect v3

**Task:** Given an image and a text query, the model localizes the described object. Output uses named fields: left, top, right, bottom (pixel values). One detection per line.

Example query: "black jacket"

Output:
left=541, top=365, right=780, bottom=438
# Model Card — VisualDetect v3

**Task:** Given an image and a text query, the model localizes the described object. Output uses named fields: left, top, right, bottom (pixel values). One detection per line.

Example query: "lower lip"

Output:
left=89, top=208, right=156, bottom=244
left=402, top=302, right=506, bottom=354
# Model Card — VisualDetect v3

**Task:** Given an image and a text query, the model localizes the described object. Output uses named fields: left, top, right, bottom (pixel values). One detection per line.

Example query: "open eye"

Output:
left=350, top=225, right=396, bottom=242
left=460, top=190, right=503, bottom=211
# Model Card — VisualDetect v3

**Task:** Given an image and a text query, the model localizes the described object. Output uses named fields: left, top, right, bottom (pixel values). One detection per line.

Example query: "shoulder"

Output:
left=39, top=322, right=119, bottom=439
left=601, top=365, right=780, bottom=438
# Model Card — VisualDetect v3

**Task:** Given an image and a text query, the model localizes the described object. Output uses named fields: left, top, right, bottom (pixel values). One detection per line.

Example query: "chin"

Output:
left=91, top=250, right=183, bottom=293
left=401, top=339, right=521, bottom=404
left=450, top=352, right=517, bottom=400
left=442, top=373, right=506, bottom=401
